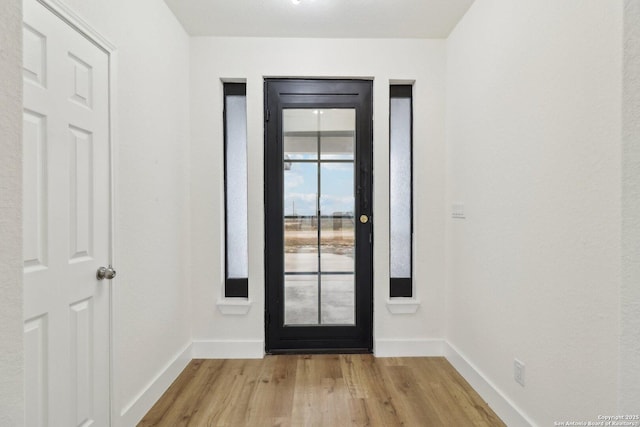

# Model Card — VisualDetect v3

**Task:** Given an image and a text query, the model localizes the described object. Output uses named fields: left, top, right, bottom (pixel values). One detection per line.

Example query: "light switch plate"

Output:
left=452, top=203, right=465, bottom=219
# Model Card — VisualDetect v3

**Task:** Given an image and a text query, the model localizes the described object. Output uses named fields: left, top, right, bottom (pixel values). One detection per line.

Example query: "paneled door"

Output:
left=23, top=0, right=112, bottom=425
left=265, top=79, right=373, bottom=353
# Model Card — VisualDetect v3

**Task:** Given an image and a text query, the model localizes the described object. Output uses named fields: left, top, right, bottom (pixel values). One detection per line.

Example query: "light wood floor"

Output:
left=139, top=355, right=505, bottom=427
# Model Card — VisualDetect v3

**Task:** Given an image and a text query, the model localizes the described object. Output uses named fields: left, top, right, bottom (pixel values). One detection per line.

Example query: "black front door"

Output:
left=265, top=79, right=373, bottom=353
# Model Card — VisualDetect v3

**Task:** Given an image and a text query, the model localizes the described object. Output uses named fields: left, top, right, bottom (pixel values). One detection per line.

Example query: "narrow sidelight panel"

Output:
left=224, top=83, right=249, bottom=297
left=390, top=85, right=413, bottom=297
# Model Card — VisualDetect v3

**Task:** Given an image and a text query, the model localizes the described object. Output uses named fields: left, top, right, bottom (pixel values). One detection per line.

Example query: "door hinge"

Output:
left=266, top=109, right=271, bottom=122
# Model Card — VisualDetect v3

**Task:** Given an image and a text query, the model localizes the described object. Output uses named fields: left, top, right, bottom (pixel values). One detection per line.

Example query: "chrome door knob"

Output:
left=96, top=265, right=116, bottom=280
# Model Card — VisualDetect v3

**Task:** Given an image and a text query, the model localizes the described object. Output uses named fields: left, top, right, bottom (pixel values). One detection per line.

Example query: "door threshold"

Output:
left=267, top=348, right=372, bottom=355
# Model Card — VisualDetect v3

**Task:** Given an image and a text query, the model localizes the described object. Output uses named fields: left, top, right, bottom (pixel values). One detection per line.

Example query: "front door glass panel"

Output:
left=283, top=109, right=356, bottom=326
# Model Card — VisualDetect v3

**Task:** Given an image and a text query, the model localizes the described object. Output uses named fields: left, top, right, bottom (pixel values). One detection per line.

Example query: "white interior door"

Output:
left=23, top=0, right=112, bottom=425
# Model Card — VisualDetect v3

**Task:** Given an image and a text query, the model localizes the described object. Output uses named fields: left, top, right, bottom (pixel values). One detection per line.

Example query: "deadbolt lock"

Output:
left=359, top=214, right=369, bottom=224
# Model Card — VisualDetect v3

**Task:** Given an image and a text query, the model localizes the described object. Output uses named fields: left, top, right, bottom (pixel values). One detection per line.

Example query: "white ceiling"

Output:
left=163, top=0, right=475, bottom=38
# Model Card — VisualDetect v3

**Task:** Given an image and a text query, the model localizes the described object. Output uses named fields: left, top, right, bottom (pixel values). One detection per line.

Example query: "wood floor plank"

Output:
left=290, top=355, right=350, bottom=427
left=340, top=354, right=370, bottom=399
left=355, top=355, right=407, bottom=426
left=382, top=364, right=446, bottom=426
left=139, top=355, right=505, bottom=427
left=204, top=359, right=262, bottom=426
left=244, top=355, right=294, bottom=426
left=413, top=357, right=502, bottom=427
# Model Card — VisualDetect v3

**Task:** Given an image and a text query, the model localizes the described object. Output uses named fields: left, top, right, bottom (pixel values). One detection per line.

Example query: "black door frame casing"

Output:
left=264, top=79, right=374, bottom=354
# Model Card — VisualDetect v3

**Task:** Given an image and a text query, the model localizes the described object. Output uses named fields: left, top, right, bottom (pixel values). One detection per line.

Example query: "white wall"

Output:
left=446, top=1, right=622, bottom=425
left=0, top=0, right=24, bottom=425
left=621, top=0, right=640, bottom=413
left=190, top=38, right=447, bottom=357
left=52, top=0, right=192, bottom=423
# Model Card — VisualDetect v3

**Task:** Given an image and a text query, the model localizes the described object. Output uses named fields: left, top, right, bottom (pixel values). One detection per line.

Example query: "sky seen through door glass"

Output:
left=285, top=162, right=353, bottom=216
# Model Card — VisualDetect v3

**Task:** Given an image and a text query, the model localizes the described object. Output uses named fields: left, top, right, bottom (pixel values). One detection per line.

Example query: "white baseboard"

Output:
left=192, top=339, right=264, bottom=359
left=118, top=342, right=192, bottom=427
left=374, top=338, right=445, bottom=357
left=444, top=342, right=535, bottom=427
